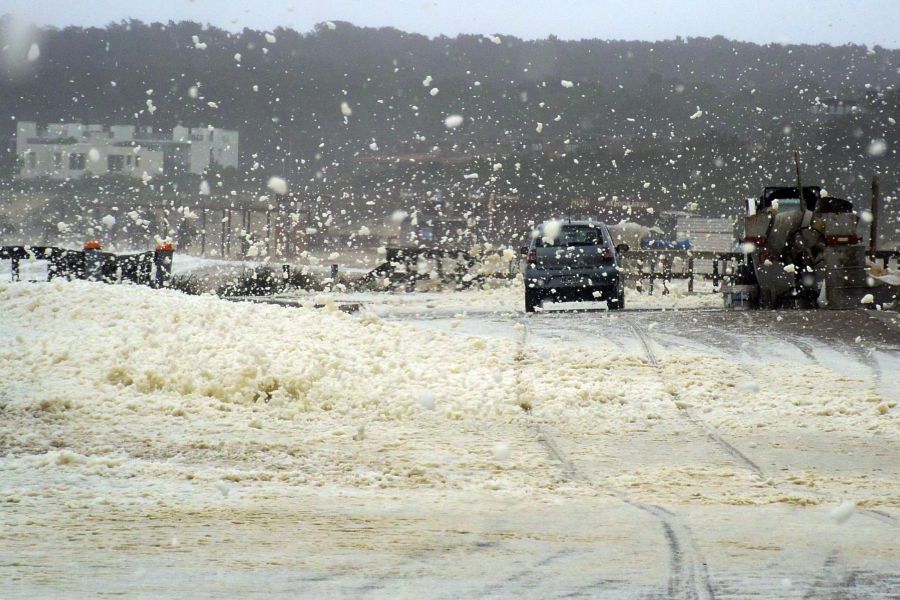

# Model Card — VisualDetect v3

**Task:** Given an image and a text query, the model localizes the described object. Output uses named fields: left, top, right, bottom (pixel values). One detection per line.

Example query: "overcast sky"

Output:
left=2, top=0, right=898, bottom=48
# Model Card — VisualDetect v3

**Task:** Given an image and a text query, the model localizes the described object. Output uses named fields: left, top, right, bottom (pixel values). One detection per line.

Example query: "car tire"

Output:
left=525, top=289, right=540, bottom=313
left=607, top=291, right=625, bottom=311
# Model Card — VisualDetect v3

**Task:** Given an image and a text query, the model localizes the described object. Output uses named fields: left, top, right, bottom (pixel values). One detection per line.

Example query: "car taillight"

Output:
left=825, top=234, right=859, bottom=246
left=527, top=249, right=537, bottom=263
left=601, top=247, right=614, bottom=263
left=744, top=236, right=766, bottom=246
left=758, top=249, right=777, bottom=263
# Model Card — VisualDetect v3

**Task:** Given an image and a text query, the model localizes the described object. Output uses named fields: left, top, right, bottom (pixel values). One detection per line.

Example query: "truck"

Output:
left=732, top=162, right=897, bottom=309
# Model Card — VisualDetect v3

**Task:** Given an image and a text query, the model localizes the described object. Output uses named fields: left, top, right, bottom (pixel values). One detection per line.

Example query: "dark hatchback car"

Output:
left=521, top=220, right=628, bottom=312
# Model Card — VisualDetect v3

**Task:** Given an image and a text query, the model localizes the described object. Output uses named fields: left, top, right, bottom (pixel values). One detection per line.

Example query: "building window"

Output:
left=108, top=154, right=125, bottom=172
left=134, top=155, right=141, bottom=167
left=126, top=155, right=132, bottom=166
left=69, top=153, right=86, bottom=170
left=53, top=152, right=64, bottom=168
left=27, top=152, right=37, bottom=169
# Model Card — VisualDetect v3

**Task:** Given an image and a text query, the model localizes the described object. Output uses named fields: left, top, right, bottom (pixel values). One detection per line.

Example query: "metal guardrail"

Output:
left=364, top=246, right=478, bottom=290
left=869, top=250, right=900, bottom=270
left=621, top=250, right=746, bottom=294
left=622, top=249, right=899, bottom=295
left=1, top=244, right=173, bottom=288
left=480, top=249, right=748, bottom=295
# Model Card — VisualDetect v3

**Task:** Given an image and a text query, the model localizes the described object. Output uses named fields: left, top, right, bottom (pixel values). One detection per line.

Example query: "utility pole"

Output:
left=200, top=207, right=207, bottom=256
left=870, top=175, right=880, bottom=253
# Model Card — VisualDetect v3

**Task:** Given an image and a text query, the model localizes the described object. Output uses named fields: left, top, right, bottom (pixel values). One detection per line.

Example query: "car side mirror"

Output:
left=615, top=243, right=629, bottom=254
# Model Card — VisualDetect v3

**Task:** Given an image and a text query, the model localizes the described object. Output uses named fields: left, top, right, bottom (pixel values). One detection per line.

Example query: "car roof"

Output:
left=537, top=219, right=609, bottom=229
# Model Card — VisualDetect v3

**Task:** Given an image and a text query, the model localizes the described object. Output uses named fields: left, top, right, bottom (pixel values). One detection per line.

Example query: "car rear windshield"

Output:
left=537, top=225, right=607, bottom=247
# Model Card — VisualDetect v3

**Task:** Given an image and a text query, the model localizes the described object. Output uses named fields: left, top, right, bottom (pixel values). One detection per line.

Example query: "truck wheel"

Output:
left=525, top=289, right=540, bottom=313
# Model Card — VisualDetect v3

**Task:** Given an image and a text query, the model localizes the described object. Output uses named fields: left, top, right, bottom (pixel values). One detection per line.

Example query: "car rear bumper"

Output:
left=541, top=286, right=618, bottom=302
left=526, top=269, right=619, bottom=289
left=525, top=270, right=621, bottom=301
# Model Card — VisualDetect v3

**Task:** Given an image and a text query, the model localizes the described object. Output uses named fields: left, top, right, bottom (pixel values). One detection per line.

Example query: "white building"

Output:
left=15, top=121, right=239, bottom=180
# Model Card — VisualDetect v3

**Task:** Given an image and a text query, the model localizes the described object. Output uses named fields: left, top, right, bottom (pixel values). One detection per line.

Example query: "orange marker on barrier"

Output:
left=83, top=240, right=105, bottom=281
left=153, top=242, right=175, bottom=288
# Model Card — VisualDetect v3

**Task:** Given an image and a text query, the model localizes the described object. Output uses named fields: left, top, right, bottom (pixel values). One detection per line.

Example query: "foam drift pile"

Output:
left=1, top=280, right=662, bottom=507
left=0, top=280, right=894, bottom=512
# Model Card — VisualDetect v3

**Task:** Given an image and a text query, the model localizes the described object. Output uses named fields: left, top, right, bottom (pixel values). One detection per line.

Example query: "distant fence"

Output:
left=1, top=244, right=173, bottom=288
left=621, top=249, right=900, bottom=295
left=621, top=250, right=745, bottom=295
left=869, top=250, right=900, bottom=270
left=361, top=246, right=746, bottom=293
left=363, top=246, right=479, bottom=291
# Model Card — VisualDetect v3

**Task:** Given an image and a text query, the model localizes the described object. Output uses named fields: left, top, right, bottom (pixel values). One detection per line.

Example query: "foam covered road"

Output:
left=1, top=281, right=898, bottom=598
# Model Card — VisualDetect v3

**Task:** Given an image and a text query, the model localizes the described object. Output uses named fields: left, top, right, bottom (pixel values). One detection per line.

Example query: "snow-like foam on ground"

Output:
left=0, top=280, right=527, bottom=420
left=0, top=281, right=668, bottom=508
left=2, top=280, right=898, bottom=596
left=2, top=279, right=893, bottom=508
left=283, top=277, right=723, bottom=315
